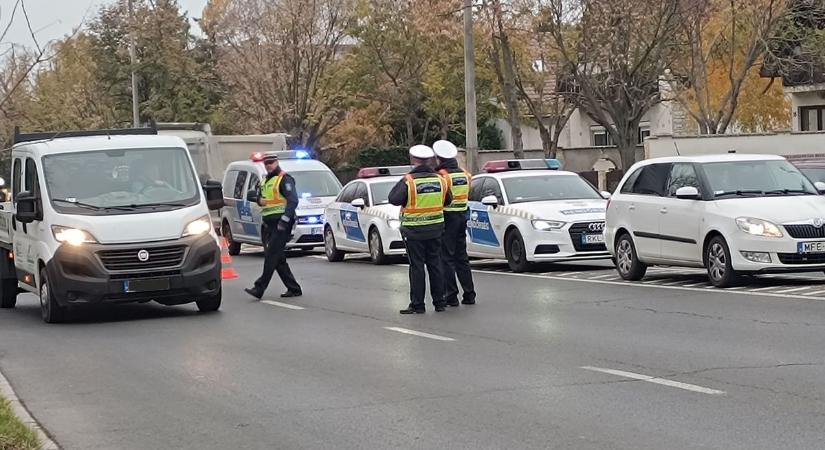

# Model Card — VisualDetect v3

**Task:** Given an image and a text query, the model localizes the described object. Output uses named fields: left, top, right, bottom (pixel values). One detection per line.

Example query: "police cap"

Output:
left=433, top=140, right=458, bottom=159
left=409, top=145, right=435, bottom=160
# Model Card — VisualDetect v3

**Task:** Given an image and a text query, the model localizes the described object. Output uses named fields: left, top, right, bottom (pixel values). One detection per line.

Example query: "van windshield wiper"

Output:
left=53, top=198, right=135, bottom=211
left=114, top=202, right=190, bottom=209
left=713, top=189, right=764, bottom=197
left=764, top=189, right=812, bottom=196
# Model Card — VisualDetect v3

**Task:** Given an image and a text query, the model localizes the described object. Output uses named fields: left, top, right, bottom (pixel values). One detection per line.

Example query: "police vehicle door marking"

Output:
left=340, top=205, right=366, bottom=242
left=236, top=200, right=259, bottom=235
left=467, top=201, right=499, bottom=247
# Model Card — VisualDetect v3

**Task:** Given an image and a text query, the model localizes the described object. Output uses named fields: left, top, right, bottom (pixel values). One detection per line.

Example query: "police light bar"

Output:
left=482, top=159, right=562, bottom=173
left=357, top=165, right=413, bottom=178
left=250, top=150, right=312, bottom=162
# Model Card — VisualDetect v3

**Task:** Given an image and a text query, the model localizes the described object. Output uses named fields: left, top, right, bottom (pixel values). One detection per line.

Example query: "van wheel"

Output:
left=615, top=233, right=647, bottom=281
left=505, top=230, right=531, bottom=273
left=221, top=222, right=241, bottom=256
left=706, top=236, right=740, bottom=288
left=369, top=228, right=388, bottom=265
left=40, top=269, right=67, bottom=323
left=196, top=288, right=221, bottom=312
left=324, top=226, right=345, bottom=262
left=0, top=279, right=17, bottom=308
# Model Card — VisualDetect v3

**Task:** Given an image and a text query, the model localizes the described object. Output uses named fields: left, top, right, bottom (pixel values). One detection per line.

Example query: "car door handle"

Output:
left=628, top=205, right=636, bottom=211
left=659, top=208, right=668, bottom=214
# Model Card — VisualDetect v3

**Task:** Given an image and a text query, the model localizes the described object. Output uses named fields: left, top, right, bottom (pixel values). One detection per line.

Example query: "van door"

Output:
left=14, top=157, right=43, bottom=288
left=230, top=170, right=250, bottom=240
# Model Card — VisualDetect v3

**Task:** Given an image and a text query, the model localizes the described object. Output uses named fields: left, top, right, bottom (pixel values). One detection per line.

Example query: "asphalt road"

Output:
left=1, top=249, right=825, bottom=449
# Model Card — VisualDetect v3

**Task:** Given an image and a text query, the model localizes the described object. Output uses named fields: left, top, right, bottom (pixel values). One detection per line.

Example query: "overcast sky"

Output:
left=2, top=0, right=209, bottom=48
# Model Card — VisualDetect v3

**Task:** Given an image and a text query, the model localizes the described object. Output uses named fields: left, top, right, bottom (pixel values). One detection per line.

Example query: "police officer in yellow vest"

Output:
left=433, top=140, right=476, bottom=306
left=244, top=153, right=303, bottom=299
left=388, top=145, right=452, bottom=314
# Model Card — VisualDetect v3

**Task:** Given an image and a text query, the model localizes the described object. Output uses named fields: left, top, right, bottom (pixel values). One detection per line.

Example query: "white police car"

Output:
left=323, top=166, right=410, bottom=264
left=220, top=150, right=342, bottom=254
left=467, top=159, right=612, bottom=272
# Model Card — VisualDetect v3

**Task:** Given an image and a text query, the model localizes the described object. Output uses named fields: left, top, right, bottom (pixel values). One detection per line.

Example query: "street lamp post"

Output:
left=128, top=0, right=140, bottom=127
left=463, top=0, right=479, bottom=174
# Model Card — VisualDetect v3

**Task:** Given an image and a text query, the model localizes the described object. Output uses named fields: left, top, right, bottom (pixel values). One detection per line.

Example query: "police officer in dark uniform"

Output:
left=388, top=145, right=452, bottom=314
left=244, top=153, right=303, bottom=299
left=433, top=140, right=476, bottom=306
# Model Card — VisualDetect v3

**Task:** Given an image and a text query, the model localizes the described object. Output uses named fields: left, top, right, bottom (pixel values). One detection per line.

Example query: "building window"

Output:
left=592, top=128, right=613, bottom=146
left=638, top=127, right=651, bottom=144
left=800, top=106, right=825, bottom=131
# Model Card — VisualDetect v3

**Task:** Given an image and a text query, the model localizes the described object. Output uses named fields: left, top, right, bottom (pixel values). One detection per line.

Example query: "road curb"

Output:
left=0, top=368, right=59, bottom=450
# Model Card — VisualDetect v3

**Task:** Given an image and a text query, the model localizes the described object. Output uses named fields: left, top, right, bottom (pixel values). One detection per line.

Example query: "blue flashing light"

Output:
left=545, top=159, right=562, bottom=170
left=301, top=192, right=311, bottom=198
left=295, top=150, right=310, bottom=159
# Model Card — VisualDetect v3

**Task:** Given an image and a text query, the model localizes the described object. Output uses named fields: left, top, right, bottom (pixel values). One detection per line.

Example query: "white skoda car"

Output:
left=606, top=154, right=825, bottom=287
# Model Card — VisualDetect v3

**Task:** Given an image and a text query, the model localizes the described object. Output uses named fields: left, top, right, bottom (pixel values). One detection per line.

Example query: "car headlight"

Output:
left=183, top=216, right=212, bottom=237
left=52, top=225, right=98, bottom=246
left=388, top=219, right=401, bottom=230
left=532, top=220, right=565, bottom=231
left=736, top=217, right=783, bottom=238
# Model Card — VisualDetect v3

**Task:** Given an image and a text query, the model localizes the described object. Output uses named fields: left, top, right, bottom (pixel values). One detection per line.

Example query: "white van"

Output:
left=219, top=151, right=342, bottom=254
left=0, top=127, right=226, bottom=323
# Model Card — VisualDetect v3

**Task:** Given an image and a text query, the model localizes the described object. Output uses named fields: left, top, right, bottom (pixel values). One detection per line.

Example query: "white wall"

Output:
left=646, top=132, right=825, bottom=159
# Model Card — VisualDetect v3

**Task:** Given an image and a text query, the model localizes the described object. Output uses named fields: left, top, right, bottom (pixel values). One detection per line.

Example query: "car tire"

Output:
left=615, top=233, right=647, bottom=281
left=505, top=230, right=531, bottom=273
left=0, top=278, right=17, bottom=309
left=369, top=228, right=388, bottom=265
left=196, top=288, right=222, bottom=312
left=221, top=221, right=241, bottom=256
left=706, top=236, right=740, bottom=288
left=324, top=226, right=345, bottom=262
left=39, top=269, right=67, bottom=324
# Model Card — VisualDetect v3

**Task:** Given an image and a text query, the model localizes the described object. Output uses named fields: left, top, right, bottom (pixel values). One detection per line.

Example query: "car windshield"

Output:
left=799, top=167, right=825, bottom=184
left=502, top=175, right=602, bottom=203
left=42, top=147, right=200, bottom=212
left=370, top=181, right=396, bottom=205
left=290, top=171, right=341, bottom=198
left=702, top=160, right=818, bottom=198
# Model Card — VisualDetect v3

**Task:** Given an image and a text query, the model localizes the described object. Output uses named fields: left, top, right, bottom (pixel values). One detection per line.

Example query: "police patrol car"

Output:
left=220, top=150, right=342, bottom=254
left=323, top=166, right=410, bottom=264
left=467, top=159, right=612, bottom=272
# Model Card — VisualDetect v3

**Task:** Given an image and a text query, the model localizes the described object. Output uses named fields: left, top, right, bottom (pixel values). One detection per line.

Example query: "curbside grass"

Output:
left=0, top=395, right=39, bottom=450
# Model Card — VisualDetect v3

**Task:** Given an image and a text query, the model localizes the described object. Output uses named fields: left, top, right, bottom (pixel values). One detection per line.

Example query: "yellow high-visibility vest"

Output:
left=439, top=168, right=471, bottom=212
left=260, top=172, right=287, bottom=216
left=401, top=174, right=447, bottom=227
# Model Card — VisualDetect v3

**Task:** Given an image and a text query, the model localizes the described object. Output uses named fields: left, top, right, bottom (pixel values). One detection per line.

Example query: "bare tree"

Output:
left=203, top=0, right=355, bottom=149
left=541, top=0, right=682, bottom=169
left=671, top=0, right=788, bottom=134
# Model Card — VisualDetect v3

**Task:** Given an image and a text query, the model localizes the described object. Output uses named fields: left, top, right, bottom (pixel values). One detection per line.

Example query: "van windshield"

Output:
left=42, top=147, right=200, bottom=213
left=290, top=171, right=341, bottom=198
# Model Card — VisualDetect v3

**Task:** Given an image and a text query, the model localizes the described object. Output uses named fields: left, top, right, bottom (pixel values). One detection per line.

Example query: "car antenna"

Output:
left=673, top=141, right=681, bottom=156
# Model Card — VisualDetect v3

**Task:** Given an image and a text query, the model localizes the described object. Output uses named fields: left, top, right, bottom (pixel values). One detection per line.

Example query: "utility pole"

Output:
left=128, top=0, right=140, bottom=127
left=463, top=0, right=479, bottom=174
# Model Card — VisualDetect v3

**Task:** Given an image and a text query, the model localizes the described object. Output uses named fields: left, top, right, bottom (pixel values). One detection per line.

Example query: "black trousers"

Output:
left=405, top=237, right=445, bottom=310
left=254, top=216, right=301, bottom=293
left=442, top=212, right=476, bottom=303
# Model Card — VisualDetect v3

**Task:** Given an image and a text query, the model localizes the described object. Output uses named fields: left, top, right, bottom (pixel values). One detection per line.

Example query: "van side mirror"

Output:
left=675, top=186, right=701, bottom=200
left=16, top=191, right=40, bottom=223
left=815, top=181, right=825, bottom=194
left=246, top=189, right=259, bottom=203
left=481, top=195, right=499, bottom=208
left=202, top=180, right=224, bottom=211
left=601, top=191, right=612, bottom=199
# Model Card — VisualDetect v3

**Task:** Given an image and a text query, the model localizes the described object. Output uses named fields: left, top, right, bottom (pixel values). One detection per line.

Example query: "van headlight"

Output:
left=736, top=217, right=783, bottom=238
left=52, top=226, right=98, bottom=246
left=532, top=220, right=565, bottom=231
left=388, top=219, right=401, bottom=230
left=183, top=216, right=212, bottom=237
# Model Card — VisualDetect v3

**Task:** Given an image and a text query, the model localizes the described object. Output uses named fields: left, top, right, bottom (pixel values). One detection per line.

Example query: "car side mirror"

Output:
left=246, top=189, right=259, bottom=203
left=815, top=181, right=825, bottom=194
left=481, top=195, right=499, bottom=208
left=202, top=180, right=225, bottom=211
left=16, top=191, right=40, bottom=223
left=601, top=191, right=612, bottom=199
left=675, top=186, right=700, bottom=200
left=351, top=198, right=366, bottom=208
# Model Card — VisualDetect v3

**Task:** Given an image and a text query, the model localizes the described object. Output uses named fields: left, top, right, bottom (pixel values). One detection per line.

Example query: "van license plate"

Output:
left=123, top=278, right=170, bottom=293
left=582, top=234, right=605, bottom=245
left=310, top=227, right=322, bottom=235
left=798, top=241, right=825, bottom=254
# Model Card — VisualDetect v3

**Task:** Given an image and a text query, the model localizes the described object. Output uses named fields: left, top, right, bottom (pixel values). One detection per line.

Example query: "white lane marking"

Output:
left=581, top=366, right=725, bottom=395
left=750, top=286, right=781, bottom=292
left=0, top=369, right=59, bottom=449
left=590, top=273, right=615, bottom=280
left=659, top=280, right=684, bottom=286
left=682, top=282, right=706, bottom=287
left=557, top=272, right=576, bottom=277
left=473, top=269, right=825, bottom=302
left=262, top=300, right=305, bottom=310
left=806, top=289, right=825, bottom=296
left=774, top=286, right=813, bottom=294
left=384, top=327, right=455, bottom=341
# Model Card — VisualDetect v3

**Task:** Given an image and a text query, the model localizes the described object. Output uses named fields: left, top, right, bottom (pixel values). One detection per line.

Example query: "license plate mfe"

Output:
left=798, top=241, right=825, bottom=254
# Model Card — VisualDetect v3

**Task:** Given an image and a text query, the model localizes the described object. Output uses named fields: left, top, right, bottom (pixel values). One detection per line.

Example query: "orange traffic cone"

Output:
left=220, top=237, right=239, bottom=280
